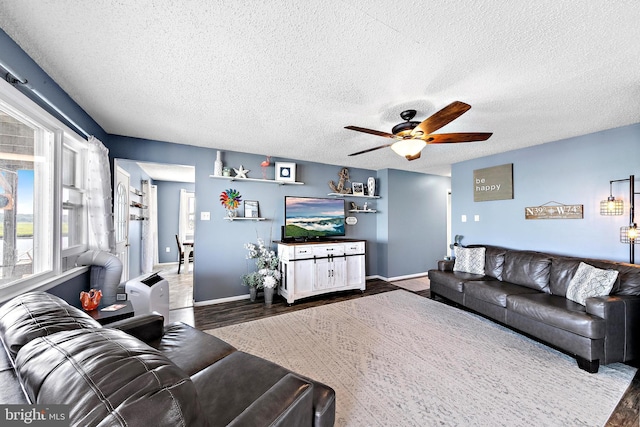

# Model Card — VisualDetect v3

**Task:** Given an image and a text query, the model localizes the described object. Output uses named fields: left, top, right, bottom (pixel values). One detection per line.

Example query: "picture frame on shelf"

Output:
left=244, top=200, right=259, bottom=218
left=352, top=182, right=364, bottom=196
left=275, top=162, right=296, bottom=182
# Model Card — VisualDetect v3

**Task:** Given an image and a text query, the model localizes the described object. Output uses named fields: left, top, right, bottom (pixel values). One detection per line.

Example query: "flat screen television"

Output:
left=284, top=196, right=345, bottom=240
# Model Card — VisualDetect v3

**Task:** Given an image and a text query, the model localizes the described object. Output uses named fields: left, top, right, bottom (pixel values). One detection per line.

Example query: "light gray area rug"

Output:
left=392, top=276, right=430, bottom=292
left=206, top=290, right=636, bottom=426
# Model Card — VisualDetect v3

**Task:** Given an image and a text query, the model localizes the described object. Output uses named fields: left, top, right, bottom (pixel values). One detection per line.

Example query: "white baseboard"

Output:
left=193, top=274, right=429, bottom=306
left=193, top=293, right=251, bottom=306
left=367, top=272, right=429, bottom=282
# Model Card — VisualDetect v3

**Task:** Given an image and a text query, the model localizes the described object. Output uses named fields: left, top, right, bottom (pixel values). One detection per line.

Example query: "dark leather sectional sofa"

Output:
left=0, top=291, right=335, bottom=426
left=428, top=245, right=640, bottom=373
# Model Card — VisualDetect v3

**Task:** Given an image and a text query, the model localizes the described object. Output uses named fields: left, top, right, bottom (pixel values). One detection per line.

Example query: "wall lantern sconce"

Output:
left=602, top=175, right=638, bottom=263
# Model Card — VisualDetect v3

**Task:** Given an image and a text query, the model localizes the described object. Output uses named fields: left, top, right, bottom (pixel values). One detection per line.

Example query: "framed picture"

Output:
left=275, top=162, right=296, bottom=182
left=352, top=182, right=364, bottom=196
left=244, top=200, right=259, bottom=218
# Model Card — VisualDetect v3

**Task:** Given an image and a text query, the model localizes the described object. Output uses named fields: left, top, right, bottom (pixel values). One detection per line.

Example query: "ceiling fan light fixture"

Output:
left=391, top=139, right=426, bottom=159
left=391, top=121, right=421, bottom=137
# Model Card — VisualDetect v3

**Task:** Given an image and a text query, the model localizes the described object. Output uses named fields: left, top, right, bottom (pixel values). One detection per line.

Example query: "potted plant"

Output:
left=244, top=238, right=281, bottom=307
left=241, top=271, right=262, bottom=302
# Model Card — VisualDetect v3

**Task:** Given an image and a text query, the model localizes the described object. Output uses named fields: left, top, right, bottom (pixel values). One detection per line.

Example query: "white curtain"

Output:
left=141, top=180, right=157, bottom=273
left=86, top=136, right=115, bottom=252
left=178, top=188, right=188, bottom=242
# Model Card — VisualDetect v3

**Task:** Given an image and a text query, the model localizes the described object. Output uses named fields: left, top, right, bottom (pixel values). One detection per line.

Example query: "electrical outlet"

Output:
left=201, top=211, right=211, bottom=221
left=474, top=215, right=480, bottom=222
left=165, top=247, right=170, bottom=253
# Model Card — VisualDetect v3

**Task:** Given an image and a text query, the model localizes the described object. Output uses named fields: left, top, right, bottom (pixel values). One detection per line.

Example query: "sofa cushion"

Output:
left=464, top=281, right=540, bottom=307
left=0, top=291, right=100, bottom=358
left=484, top=246, right=507, bottom=280
left=153, top=322, right=237, bottom=376
left=428, top=269, right=487, bottom=293
left=192, top=350, right=313, bottom=426
left=502, top=251, right=552, bottom=292
left=566, top=262, right=618, bottom=305
left=549, top=256, right=582, bottom=296
left=0, top=342, right=27, bottom=403
left=16, top=328, right=206, bottom=427
left=601, top=261, right=640, bottom=296
left=454, top=246, right=486, bottom=275
left=507, top=293, right=606, bottom=339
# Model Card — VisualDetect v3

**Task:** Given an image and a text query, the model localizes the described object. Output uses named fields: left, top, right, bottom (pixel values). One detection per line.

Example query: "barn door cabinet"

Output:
left=277, top=240, right=366, bottom=304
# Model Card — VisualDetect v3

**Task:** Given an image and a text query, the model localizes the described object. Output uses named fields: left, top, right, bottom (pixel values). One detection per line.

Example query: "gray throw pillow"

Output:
left=566, top=262, right=618, bottom=305
left=453, top=246, right=486, bottom=275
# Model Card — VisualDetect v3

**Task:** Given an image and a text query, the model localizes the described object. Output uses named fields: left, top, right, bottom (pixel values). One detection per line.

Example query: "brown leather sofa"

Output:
left=0, top=291, right=335, bottom=426
left=428, top=245, right=640, bottom=373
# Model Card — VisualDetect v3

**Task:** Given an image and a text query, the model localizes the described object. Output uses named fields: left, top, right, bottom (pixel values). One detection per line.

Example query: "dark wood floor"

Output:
left=176, top=279, right=639, bottom=426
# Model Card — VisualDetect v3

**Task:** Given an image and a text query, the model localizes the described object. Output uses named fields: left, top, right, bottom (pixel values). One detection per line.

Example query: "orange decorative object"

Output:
left=80, top=289, right=102, bottom=311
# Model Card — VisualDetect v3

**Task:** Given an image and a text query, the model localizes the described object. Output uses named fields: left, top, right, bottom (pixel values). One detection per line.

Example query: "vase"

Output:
left=214, top=151, right=223, bottom=176
left=249, top=287, right=257, bottom=302
left=367, top=177, right=375, bottom=197
left=226, top=209, right=237, bottom=218
left=80, top=289, right=102, bottom=311
left=264, top=287, right=274, bottom=308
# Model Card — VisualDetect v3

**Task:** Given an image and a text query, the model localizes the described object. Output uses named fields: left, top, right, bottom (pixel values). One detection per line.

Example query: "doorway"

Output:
left=114, top=159, right=195, bottom=310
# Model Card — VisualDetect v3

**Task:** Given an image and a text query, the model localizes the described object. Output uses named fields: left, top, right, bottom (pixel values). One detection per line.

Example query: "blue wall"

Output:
left=156, top=181, right=195, bottom=263
left=452, top=124, right=640, bottom=262
left=106, top=136, right=401, bottom=302
left=376, top=169, right=450, bottom=278
left=0, top=29, right=107, bottom=142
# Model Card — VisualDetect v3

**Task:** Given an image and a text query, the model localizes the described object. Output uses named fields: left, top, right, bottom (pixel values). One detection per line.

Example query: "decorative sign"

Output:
left=345, top=216, right=358, bottom=225
left=473, top=163, right=513, bottom=202
left=525, top=203, right=583, bottom=220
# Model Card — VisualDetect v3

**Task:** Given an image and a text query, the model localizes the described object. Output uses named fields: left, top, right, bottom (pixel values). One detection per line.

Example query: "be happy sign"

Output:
left=473, top=164, right=514, bottom=202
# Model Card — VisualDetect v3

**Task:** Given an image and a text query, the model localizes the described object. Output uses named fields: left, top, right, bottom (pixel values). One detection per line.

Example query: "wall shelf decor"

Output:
left=223, top=217, right=266, bottom=222
left=348, top=209, right=377, bottom=213
left=328, top=192, right=380, bottom=199
left=210, top=175, right=303, bottom=185
left=129, top=185, right=147, bottom=220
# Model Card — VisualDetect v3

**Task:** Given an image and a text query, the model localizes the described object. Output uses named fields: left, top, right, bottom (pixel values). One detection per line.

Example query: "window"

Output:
left=62, top=143, right=87, bottom=252
left=0, top=78, right=88, bottom=295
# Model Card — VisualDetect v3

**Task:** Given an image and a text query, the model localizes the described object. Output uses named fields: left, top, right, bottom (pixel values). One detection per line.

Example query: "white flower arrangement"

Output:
left=243, top=238, right=280, bottom=289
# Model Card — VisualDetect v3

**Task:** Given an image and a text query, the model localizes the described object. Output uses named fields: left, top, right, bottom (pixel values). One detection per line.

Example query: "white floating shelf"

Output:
left=223, top=217, right=267, bottom=222
left=210, top=175, right=303, bottom=185
left=328, top=193, right=380, bottom=199
left=348, top=209, right=377, bottom=213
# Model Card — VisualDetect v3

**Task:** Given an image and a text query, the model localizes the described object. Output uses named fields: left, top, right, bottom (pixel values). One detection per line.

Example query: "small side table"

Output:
left=87, top=301, right=134, bottom=325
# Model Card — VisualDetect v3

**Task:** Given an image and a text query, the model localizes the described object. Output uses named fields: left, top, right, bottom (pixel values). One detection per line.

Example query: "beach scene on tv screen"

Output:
left=285, top=197, right=345, bottom=237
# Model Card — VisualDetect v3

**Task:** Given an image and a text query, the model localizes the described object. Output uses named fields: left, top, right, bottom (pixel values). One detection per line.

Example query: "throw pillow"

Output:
left=566, top=262, right=618, bottom=305
left=453, top=246, right=486, bottom=275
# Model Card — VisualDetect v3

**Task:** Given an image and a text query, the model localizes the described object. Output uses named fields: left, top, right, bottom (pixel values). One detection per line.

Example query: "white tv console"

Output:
left=277, top=240, right=366, bottom=304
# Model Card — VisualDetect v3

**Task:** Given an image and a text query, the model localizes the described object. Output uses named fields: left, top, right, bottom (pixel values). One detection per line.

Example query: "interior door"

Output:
left=114, top=165, right=130, bottom=281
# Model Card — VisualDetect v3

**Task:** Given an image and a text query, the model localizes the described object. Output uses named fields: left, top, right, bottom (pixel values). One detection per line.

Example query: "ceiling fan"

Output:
left=345, top=101, right=492, bottom=161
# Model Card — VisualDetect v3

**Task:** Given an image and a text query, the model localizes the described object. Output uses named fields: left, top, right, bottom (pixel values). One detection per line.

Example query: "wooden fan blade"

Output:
left=348, top=143, right=394, bottom=156
left=345, top=126, right=399, bottom=139
left=411, top=101, right=471, bottom=136
left=424, top=132, right=492, bottom=144
left=405, top=151, right=421, bottom=161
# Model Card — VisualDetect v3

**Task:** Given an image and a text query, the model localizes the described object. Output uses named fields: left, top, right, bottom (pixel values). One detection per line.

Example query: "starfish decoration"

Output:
left=233, top=165, right=250, bottom=179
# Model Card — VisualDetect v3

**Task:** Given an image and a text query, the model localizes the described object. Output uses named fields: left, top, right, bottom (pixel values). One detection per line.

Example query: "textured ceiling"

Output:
left=1, top=1, right=639, bottom=176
